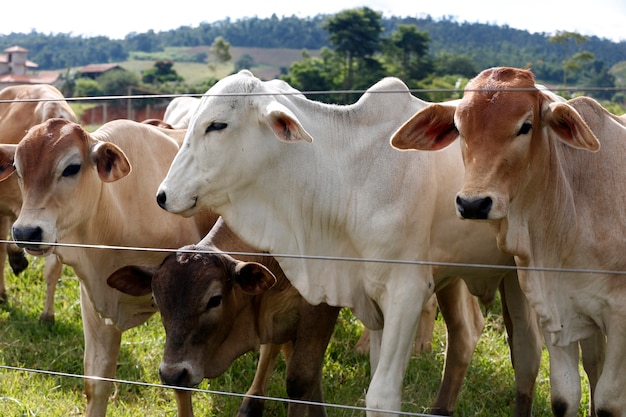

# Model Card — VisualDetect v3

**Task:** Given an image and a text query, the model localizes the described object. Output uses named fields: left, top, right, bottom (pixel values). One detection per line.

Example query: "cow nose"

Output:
left=456, top=196, right=493, bottom=220
left=156, top=190, right=167, bottom=209
left=159, top=365, right=192, bottom=387
left=12, top=225, right=43, bottom=246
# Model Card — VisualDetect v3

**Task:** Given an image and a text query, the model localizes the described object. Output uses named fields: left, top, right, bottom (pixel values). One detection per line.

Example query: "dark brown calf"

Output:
left=108, top=217, right=340, bottom=417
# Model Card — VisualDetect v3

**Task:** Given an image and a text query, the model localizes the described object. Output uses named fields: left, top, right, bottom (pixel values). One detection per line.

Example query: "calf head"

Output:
left=6, top=118, right=130, bottom=255
left=391, top=67, right=600, bottom=221
left=107, top=244, right=276, bottom=387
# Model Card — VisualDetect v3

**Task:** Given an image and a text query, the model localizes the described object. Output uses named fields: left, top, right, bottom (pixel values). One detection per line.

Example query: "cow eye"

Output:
left=205, top=122, right=227, bottom=133
left=206, top=295, right=222, bottom=310
left=62, top=164, right=81, bottom=177
left=517, top=123, right=532, bottom=136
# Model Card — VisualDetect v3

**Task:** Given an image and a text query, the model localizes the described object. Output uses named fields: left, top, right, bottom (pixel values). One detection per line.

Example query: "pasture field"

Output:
left=120, top=46, right=319, bottom=84
left=0, top=256, right=591, bottom=416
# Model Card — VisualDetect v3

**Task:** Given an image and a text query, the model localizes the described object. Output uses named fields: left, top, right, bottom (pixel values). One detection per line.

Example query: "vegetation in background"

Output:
left=1, top=10, right=624, bottom=101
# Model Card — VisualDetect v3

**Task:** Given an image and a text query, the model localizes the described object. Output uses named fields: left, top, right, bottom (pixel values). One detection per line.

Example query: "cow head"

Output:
left=106, top=244, right=277, bottom=387
left=391, top=67, right=600, bottom=221
left=156, top=70, right=313, bottom=217
left=8, top=118, right=131, bottom=256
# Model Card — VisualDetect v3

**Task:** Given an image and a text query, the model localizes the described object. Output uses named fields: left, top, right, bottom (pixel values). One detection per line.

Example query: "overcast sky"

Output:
left=3, top=0, right=625, bottom=42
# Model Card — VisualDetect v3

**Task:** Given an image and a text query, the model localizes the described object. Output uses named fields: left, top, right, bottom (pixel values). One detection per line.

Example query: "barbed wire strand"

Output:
left=1, top=85, right=626, bottom=104
left=4, top=239, right=626, bottom=276
left=0, top=365, right=441, bottom=417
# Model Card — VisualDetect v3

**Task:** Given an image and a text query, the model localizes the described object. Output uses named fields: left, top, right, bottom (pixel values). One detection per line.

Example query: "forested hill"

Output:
left=1, top=13, right=624, bottom=72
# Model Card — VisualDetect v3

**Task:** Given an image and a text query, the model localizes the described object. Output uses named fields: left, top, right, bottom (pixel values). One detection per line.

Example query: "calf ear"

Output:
left=546, top=102, right=600, bottom=152
left=391, top=103, right=458, bottom=151
left=107, top=265, right=157, bottom=296
left=0, top=144, right=16, bottom=182
left=262, top=101, right=314, bottom=143
left=91, top=142, right=132, bottom=182
left=234, top=262, right=277, bottom=295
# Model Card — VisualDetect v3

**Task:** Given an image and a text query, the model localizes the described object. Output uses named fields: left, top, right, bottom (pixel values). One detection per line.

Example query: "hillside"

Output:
left=2, top=13, right=624, bottom=79
left=112, top=46, right=320, bottom=85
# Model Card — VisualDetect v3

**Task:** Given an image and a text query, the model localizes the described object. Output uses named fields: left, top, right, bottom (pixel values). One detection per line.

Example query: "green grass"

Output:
left=0, top=256, right=592, bottom=416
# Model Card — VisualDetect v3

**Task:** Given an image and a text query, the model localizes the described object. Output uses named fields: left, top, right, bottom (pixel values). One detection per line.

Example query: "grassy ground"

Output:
left=0, top=256, right=591, bottom=416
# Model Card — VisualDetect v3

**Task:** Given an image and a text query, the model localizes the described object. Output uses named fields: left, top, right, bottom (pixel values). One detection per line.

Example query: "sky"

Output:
left=3, top=0, right=626, bottom=43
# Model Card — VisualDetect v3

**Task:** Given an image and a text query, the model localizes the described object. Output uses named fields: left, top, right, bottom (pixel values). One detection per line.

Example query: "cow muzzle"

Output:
left=12, top=225, right=54, bottom=256
left=159, top=362, right=202, bottom=388
left=455, top=195, right=493, bottom=220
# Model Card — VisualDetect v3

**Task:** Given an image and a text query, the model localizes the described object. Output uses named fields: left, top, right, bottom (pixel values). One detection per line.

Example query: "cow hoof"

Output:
left=236, top=398, right=265, bottom=417
left=8, top=250, right=29, bottom=275
left=39, top=313, right=55, bottom=325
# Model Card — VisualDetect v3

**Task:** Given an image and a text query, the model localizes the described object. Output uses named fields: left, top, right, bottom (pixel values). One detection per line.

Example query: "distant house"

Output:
left=0, top=45, right=59, bottom=89
left=78, top=63, right=123, bottom=79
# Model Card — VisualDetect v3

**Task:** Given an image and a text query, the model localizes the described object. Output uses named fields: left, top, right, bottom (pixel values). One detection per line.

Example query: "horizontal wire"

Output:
left=0, top=365, right=439, bottom=417
left=1, top=85, right=625, bottom=104
left=4, top=239, right=626, bottom=277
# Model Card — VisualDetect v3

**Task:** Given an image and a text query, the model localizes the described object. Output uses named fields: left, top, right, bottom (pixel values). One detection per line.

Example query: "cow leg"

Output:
left=414, top=293, right=437, bottom=353
left=356, top=294, right=437, bottom=355
left=39, top=255, right=63, bottom=324
left=365, top=272, right=433, bottom=416
left=591, top=320, right=624, bottom=417
left=0, top=216, right=10, bottom=303
left=237, top=343, right=285, bottom=417
left=579, top=330, right=605, bottom=417
left=430, top=278, right=484, bottom=416
left=285, top=303, right=340, bottom=417
left=80, top=283, right=122, bottom=417
left=174, top=389, right=194, bottom=417
left=545, top=337, right=581, bottom=417
left=500, top=273, right=542, bottom=417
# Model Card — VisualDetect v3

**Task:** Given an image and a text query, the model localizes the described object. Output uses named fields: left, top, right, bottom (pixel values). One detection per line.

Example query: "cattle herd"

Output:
left=0, top=66, right=624, bottom=417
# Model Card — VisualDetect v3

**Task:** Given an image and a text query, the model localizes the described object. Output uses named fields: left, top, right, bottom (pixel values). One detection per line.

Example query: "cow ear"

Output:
left=234, top=262, right=277, bottom=295
left=91, top=141, right=132, bottom=182
left=391, top=103, right=458, bottom=151
left=0, top=144, right=16, bottom=182
left=263, top=101, right=313, bottom=143
left=546, top=102, right=600, bottom=152
left=107, top=265, right=157, bottom=296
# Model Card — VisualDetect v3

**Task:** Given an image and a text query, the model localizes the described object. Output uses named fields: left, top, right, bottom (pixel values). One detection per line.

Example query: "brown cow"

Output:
left=0, top=83, right=76, bottom=322
left=390, top=66, right=626, bottom=416
left=2, top=118, right=217, bottom=417
left=107, top=217, right=340, bottom=417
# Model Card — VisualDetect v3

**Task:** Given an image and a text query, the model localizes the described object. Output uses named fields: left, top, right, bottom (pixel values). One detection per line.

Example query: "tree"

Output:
left=281, top=48, right=344, bottom=103
left=433, top=51, right=477, bottom=78
left=141, top=60, right=183, bottom=84
left=323, top=7, right=383, bottom=91
left=234, top=54, right=255, bottom=72
left=549, top=31, right=592, bottom=89
left=98, top=69, right=140, bottom=96
left=211, top=36, right=232, bottom=62
left=74, top=77, right=102, bottom=98
left=382, top=24, right=432, bottom=84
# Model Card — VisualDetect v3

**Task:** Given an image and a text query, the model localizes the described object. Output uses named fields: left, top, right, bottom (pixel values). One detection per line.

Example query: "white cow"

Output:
left=163, top=96, right=201, bottom=129
left=390, top=66, right=626, bottom=416
left=5, top=118, right=217, bottom=417
left=156, top=71, right=541, bottom=416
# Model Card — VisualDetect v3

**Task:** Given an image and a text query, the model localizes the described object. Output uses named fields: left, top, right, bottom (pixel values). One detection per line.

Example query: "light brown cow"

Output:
left=2, top=118, right=217, bottom=417
left=0, top=83, right=77, bottom=322
left=107, top=216, right=341, bottom=417
left=390, top=66, right=626, bottom=417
